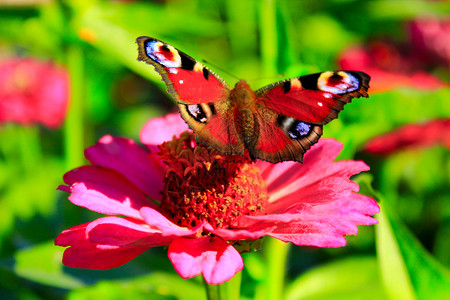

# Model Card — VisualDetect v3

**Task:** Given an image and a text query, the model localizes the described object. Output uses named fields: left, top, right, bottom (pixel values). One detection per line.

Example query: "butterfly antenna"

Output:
left=202, top=60, right=240, bottom=80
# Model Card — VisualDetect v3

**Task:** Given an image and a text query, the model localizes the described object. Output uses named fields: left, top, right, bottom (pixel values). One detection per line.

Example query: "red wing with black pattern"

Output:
left=248, top=105, right=324, bottom=163
left=249, top=71, right=370, bottom=162
left=136, top=36, right=245, bottom=154
left=256, top=71, right=370, bottom=124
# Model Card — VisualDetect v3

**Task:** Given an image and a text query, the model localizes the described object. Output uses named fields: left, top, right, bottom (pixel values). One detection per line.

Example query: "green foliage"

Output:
left=0, top=0, right=448, bottom=299
left=285, top=256, right=386, bottom=300
left=67, top=273, right=206, bottom=300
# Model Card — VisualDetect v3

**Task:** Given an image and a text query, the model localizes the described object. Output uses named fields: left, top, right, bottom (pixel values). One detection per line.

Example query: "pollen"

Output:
left=158, top=132, right=268, bottom=229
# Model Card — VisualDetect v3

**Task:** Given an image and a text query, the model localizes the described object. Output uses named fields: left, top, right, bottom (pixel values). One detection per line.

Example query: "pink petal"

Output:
left=267, top=176, right=361, bottom=213
left=258, top=139, right=344, bottom=192
left=168, top=236, right=244, bottom=285
left=55, top=222, right=150, bottom=270
left=61, top=166, right=157, bottom=219
left=55, top=222, right=89, bottom=247
left=140, top=112, right=190, bottom=149
left=140, top=207, right=204, bottom=237
left=204, top=223, right=274, bottom=240
left=268, top=223, right=349, bottom=247
left=85, top=135, right=164, bottom=200
left=86, top=216, right=174, bottom=247
left=259, top=139, right=370, bottom=213
left=240, top=193, right=379, bottom=248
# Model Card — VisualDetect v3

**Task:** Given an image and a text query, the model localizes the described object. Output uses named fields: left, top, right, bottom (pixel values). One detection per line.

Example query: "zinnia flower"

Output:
left=55, top=113, right=379, bottom=285
left=364, top=119, right=450, bottom=155
left=338, top=41, right=446, bottom=93
left=0, top=57, right=69, bottom=128
left=409, top=18, right=450, bottom=69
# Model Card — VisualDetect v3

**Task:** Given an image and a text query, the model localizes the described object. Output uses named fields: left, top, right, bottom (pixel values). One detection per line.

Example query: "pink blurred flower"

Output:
left=364, top=119, right=450, bottom=155
left=0, top=57, right=69, bottom=128
left=409, top=18, right=450, bottom=69
left=339, top=43, right=446, bottom=93
left=55, top=113, right=379, bottom=285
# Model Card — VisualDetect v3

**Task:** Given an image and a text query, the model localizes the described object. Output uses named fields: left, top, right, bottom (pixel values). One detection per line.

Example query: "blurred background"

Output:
left=0, top=0, right=448, bottom=299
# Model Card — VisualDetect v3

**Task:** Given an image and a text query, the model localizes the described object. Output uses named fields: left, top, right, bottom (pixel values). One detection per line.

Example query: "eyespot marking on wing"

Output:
left=277, top=116, right=313, bottom=139
left=145, top=40, right=182, bottom=68
left=317, top=71, right=360, bottom=94
left=182, top=103, right=214, bottom=124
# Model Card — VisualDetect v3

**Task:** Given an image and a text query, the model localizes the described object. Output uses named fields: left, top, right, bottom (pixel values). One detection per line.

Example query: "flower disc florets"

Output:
left=158, top=132, right=268, bottom=229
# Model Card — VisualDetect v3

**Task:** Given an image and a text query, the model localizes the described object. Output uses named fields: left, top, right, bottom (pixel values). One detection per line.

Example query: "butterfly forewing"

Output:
left=256, top=71, right=370, bottom=125
left=136, top=36, right=245, bottom=155
left=136, top=36, right=230, bottom=104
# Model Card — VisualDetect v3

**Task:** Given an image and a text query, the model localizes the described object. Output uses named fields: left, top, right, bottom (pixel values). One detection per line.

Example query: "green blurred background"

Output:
left=0, top=0, right=448, bottom=299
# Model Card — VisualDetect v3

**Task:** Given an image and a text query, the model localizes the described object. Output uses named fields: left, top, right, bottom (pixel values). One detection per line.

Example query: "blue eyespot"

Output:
left=296, top=122, right=311, bottom=135
left=145, top=41, right=182, bottom=68
left=318, top=72, right=360, bottom=94
left=288, top=121, right=311, bottom=139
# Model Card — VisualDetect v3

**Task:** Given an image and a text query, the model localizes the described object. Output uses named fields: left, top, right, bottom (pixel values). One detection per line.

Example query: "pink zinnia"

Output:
left=0, top=57, right=69, bottom=128
left=55, top=113, right=379, bottom=285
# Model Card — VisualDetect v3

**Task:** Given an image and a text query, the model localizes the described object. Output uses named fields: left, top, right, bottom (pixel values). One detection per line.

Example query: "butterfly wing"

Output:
left=256, top=71, right=370, bottom=124
left=250, top=71, right=370, bottom=163
left=136, top=36, right=245, bottom=154
left=246, top=104, right=323, bottom=163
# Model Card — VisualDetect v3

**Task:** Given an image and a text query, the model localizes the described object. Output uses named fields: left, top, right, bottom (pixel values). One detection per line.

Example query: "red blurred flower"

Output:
left=0, top=57, right=69, bottom=128
left=55, top=114, right=379, bottom=284
left=339, top=16, right=450, bottom=93
left=364, top=119, right=450, bottom=155
left=339, top=43, right=446, bottom=93
left=409, top=18, right=450, bottom=69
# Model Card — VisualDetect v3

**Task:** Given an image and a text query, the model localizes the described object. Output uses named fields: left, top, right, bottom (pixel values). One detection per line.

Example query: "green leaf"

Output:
left=68, top=272, right=205, bottom=300
left=368, top=0, right=450, bottom=19
left=285, top=256, right=386, bottom=300
left=377, top=202, right=450, bottom=300
left=13, top=241, right=84, bottom=289
left=376, top=201, right=417, bottom=300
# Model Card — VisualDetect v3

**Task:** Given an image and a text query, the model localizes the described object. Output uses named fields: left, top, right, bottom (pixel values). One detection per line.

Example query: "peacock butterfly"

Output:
left=136, top=36, right=370, bottom=163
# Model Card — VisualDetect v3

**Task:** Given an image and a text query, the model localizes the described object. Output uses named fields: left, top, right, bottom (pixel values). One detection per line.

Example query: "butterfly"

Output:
left=136, top=36, right=370, bottom=163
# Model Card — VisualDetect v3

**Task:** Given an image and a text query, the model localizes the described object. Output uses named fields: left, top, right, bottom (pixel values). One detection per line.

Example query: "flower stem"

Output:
left=204, top=279, right=220, bottom=300
left=221, top=270, right=241, bottom=300
left=203, top=271, right=242, bottom=300
left=64, top=44, right=85, bottom=170
left=17, top=125, right=42, bottom=173
left=259, top=0, right=278, bottom=76
left=264, top=237, right=289, bottom=300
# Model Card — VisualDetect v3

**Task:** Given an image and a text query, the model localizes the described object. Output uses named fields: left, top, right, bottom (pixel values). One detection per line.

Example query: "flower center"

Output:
left=158, top=132, right=268, bottom=229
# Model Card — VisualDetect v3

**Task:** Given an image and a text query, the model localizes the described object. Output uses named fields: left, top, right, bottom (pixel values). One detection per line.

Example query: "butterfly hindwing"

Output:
left=136, top=36, right=245, bottom=154
left=178, top=101, right=245, bottom=154
left=256, top=71, right=370, bottom=124
left=248, top=105, right=323, bottom=163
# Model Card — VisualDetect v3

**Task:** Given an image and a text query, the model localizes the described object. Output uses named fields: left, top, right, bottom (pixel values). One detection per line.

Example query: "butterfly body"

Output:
left=137, top=36, right=370, bottom=163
